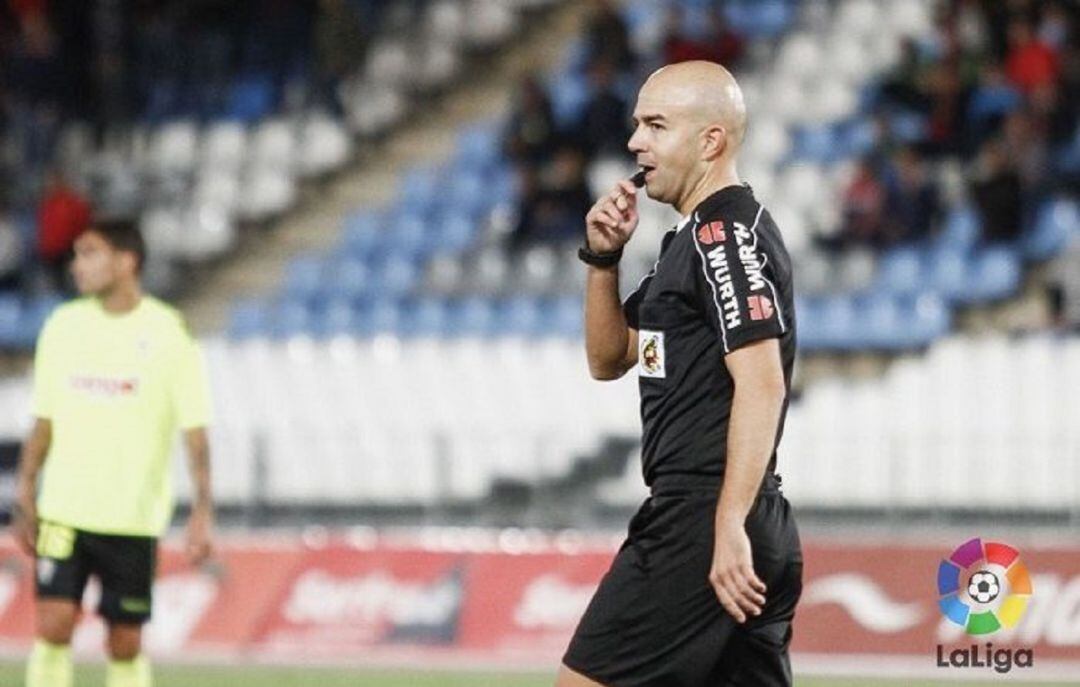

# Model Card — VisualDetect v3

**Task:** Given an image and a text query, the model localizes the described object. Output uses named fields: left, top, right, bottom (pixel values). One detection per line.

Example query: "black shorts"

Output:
left=34, top=520, right=158, bottom=624
left=563, top=473, right=802, bottom=687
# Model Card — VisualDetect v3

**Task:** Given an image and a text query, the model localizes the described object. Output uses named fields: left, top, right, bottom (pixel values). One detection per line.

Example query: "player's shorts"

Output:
left=563, top=472, right=802, bottom=687
left=34, top=520, right=158, bottom=624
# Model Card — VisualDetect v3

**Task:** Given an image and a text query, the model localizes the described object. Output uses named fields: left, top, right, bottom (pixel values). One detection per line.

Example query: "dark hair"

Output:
left=85, top=220, right=147, bottom=273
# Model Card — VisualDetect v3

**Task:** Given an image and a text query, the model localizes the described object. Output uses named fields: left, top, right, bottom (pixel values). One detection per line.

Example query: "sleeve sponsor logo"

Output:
left=747, top=295, right=775, bottom=321
left=733, top=221, right=767, bottom=292
left=704, top=245, right=742, bottom=330
left=696, top=221, right=726, bottom=245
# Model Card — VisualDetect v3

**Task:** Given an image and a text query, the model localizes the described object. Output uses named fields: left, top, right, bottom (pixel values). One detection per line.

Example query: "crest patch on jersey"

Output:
left=639, top=330, right=666, bottom=378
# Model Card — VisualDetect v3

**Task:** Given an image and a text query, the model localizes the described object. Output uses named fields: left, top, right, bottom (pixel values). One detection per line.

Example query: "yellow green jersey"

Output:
left=31, top=296, right=211, bottom=536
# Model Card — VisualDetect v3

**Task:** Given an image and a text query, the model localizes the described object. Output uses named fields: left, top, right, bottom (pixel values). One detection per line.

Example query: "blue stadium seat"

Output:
left=311, top=298, right=357, bottom=338
left=924, top=246, right=969, bottom=302
left=548, top=73, right=590, bottom=129
left=877, top=247, right=923, bottom=296
left=402, top=298, right=450, bottom=337
left=228, top=300, right=271, bottom=339
left=968, top=247, right=1021, bottom=302
left=497, top=296, right=544, bottom=336
left=448, top=297, right=496, bottom=337
left=397, top=168, right=442, bottom=218
left=793, top=296, right=822, bottom=350
left=272, top=300, right=312, bottom=339
left=342, top=210, right=385, bottom=258
left=726, top=0, right=794, bottom=38
left=455, top=122, right=501, bottom=174
left=906, top=292, right=951, bottom=346
left=858, top=292, right=905, bottom=350
left=357, top=298, right=403, bottom=336
left=817, top=295, right=858, bottom=351
left=837, top=118, right=878, bottom=158
left=431, top=212, right=479, bottom=256
left=284, top=255, right=326, bottom=301
left=967, top=84, right=1023, bottom=124
left=333, top=257, right=374, bottom=300
left=0, top=294, right=24, bottom=348
left=226, top=74, right=275, bottom=123
left=387, top=211, right=431, bottom=260
left=448, top=172, right=489, bottom=219
left=791, top=125, right=839, bottom=164
left=1022, top=198, right=1078, bottom=262
left=547, top=296, right=583, bottom=338
left=935, top=205, right=980, bottom=253
left=372, top=255, right=420, bottom=299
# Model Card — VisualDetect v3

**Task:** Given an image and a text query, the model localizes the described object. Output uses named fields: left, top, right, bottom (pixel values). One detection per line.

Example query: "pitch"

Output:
left=0, top=663, right=1076, bottom=687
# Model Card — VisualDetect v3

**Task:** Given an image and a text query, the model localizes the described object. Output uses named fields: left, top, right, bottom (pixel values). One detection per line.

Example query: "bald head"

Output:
left=639, top=61, right=747, bottom=146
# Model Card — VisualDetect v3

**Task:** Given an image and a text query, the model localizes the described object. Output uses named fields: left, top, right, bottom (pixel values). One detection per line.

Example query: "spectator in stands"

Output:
left=1005, top=18, right=1060, bottom=94
left=36, top=171, right=90, bottom=291
left=513, top=145, right=592, bottom=247
left=970, top=138, right=1023, bottom=242
left=834, top=156, right=890, bottom=250
left=923, top=53, right=973, bottom=157
left=0, top=207, right=23, bottom=292
left=504, top=76, right=559, bottom=168
left=884, top=146, right=941, bottom=242
left=576, top=58, right=632, bottom=160
left=661, top=4, right=745, bottom=69
left=583, top=0, right=635, bottom=73
left=880, top=37, right=931, bottom=111
left=313, top=0, right=368, bottom=115
left=3, top=6, right=63, bottom=175
left=1002, top=109, right=1048, bottom=197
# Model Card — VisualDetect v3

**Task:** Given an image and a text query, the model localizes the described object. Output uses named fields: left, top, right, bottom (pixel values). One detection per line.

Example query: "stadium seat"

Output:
left=876, top=247, right=923, bottom=296
left=1022, top=198, right=1079, bottom=261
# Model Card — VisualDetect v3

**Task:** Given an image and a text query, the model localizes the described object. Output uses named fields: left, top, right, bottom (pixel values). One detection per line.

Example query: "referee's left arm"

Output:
left=710, top=339, right=786, bottom=623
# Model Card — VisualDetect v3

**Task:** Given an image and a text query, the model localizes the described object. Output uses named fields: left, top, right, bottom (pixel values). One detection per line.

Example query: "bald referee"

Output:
left=559, top=61, right=802, bottom=686
left=12, top=221, right=213, bottom=687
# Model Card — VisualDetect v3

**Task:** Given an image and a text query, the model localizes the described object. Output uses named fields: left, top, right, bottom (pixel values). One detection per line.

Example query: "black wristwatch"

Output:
left=578, top=242, right=623, bottom=268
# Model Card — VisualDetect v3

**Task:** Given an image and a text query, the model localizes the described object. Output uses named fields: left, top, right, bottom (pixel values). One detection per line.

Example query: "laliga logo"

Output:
left=936, top=537, right=1034, bottom=674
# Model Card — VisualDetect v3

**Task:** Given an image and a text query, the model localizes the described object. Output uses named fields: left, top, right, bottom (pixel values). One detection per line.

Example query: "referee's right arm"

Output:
left=584, top=180, right=640, bottom=380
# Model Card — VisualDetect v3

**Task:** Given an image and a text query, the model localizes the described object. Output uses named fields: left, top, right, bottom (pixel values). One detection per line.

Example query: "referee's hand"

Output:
left=709, top=520, right=767, bottom=623
left=585, top=180, right=639, bottom=253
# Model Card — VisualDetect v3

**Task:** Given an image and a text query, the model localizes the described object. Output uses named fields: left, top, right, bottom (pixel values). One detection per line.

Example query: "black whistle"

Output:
left=631, top=169, right=647, bottom=188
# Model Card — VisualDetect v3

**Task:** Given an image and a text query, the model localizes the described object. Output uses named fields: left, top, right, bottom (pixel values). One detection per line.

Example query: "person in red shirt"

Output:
left=37, top=171, right=91, bottom=291
left=1005, top=19, right=1060, bottom=94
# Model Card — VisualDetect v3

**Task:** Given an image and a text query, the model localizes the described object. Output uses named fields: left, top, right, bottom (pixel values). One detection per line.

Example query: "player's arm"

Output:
left=12, top=418, right=52, bottom=556
left=584, top=179, right=640, bottom=380
left=183, top=427, right=214, bottom=565
left=709, top=338, right=786, bottom=622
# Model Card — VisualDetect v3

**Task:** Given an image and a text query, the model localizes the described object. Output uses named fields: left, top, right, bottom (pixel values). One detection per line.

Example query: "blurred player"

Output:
left=11, top=221, right=214, bottom=687
left=560, top=61, right=802, bottom=686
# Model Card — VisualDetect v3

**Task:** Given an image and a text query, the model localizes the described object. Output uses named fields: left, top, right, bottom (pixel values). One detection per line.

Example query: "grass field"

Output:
left=1, top=663, right=1077, bottom=687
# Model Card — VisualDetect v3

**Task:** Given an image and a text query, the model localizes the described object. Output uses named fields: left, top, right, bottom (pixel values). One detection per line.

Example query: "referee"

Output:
left=559, top=61, right=802, bottom=686
left=12, top=221, right=214, bottom=687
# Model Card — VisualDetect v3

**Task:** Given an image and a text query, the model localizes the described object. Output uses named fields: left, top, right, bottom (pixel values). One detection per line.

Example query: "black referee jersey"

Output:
left=622, top=183, right=796, bottom=485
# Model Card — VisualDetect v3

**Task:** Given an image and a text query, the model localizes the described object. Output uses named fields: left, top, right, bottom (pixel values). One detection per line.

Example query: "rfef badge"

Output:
left=639, top=330, right=666, bottom=378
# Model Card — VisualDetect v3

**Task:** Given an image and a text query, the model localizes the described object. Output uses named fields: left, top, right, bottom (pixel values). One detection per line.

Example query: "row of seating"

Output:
left=4, top=332, right=1073, bottom=510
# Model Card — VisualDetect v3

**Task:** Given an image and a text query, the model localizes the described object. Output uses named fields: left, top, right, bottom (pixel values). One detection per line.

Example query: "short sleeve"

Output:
left=31, top=316, right=59, bottom=419
left=622, top=272, right=655, bottom=330
left=172, top=328, right=211, bottom=430
left=690, top=211, right=787, bottom=354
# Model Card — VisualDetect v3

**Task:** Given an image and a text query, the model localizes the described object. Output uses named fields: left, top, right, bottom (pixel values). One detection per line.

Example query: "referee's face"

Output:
left=628, top=89, right=698, bottom=208
left=71, top=231, right=129, bottom=297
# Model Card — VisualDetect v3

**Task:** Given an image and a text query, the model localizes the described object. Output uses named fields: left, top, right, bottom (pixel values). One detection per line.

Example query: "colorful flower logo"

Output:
left=937, top=538, right=1032, bottom=635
